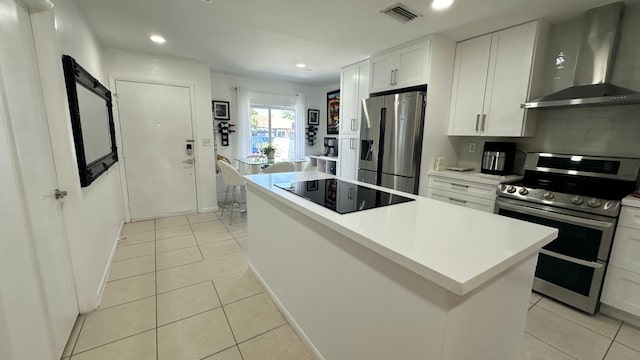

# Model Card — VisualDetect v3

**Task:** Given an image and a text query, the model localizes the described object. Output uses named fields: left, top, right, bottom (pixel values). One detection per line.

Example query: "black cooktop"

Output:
left=275, top=179, right=414, bottom=214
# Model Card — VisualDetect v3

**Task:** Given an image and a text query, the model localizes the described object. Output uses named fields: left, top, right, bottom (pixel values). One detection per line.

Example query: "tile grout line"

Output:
left=534, top=300, right=623, bottom=340
left=236, top=323, right=288, bottom=346
left=71, top=329, right=155, bottom=357
left=602, top=322, right=626, bottom=359
left=68, top=314, right=87, bottom=357
left=198, top=344, right=240, bottom=360
left=209, top=279, right=245, bottom=360
left=524, top=331, right=580, bottom=360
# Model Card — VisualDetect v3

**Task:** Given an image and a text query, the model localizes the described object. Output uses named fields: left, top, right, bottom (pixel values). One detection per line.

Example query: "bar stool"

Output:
left=262, top=161, right=295, bottom=174
left=217, top=160, right=246, bottom=225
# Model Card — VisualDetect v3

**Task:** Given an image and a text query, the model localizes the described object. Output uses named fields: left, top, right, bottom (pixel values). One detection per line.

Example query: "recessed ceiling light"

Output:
left=296, top=63, right=307, bottom=68
left=150, top=34, right=166, bottom=44
left=431, top=0, right=454, bottom=11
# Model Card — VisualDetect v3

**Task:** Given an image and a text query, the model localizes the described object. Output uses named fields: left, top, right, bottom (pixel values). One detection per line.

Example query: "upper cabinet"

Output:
left=339, top=59, right=370, bottom=136
left=369, top=39, right=431, bottom=93
left=448, top=21, right=547, bottom=137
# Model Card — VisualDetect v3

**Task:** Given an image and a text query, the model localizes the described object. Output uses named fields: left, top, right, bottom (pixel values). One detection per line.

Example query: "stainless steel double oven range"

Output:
left=495, top=153, right=640, bottom=314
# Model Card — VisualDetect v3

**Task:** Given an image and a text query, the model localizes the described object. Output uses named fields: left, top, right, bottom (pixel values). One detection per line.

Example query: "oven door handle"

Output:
left=496, top=200, right=615, bottom=230
left=539, top=249, right=604, bottom=269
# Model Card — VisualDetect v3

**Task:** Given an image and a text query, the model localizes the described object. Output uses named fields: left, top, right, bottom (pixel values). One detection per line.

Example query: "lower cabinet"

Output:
left=338, top=136, right=358, bottom=180
left=426, top=172, right=510, bottom=213
left=602, top=203, right=640, bottom=319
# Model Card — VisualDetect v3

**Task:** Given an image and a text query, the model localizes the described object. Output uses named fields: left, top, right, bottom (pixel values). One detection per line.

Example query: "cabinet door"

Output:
left=482, top=22, right=537, bottom=136
left=356, top=60, right=370, bottom=132
left=340, top=64, right=358, bottom=135
left=448, top=34, right=492, bottom=136
left=369, top=52, right=396, bottom=93
left=396, top=40, right=431, bottom=89
left=339, top=137, right=358, bottom=180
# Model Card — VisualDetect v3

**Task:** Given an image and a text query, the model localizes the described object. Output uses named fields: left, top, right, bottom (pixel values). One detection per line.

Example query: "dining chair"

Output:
left=217, top=160, right=246, bottom=225
left=302, top=156, right=312, bottom=171
left=262, top=161, right=295, bottom=174
left=216, top=154, right=231, bottom=174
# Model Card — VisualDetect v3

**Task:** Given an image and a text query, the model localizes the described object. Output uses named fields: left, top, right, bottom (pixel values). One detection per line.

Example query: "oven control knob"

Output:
left=571, top=196, right=584, bottom=205
left=519, top=188, right=529, bottom=195
left=507, top=186, right=517, bottom=193
left=587, top=198, right=603, bottom=208
left=543, top=191, right=555, bottom=200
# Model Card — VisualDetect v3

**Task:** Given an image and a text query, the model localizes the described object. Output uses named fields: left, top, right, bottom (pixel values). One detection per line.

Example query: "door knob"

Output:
left=54, top=189, right=68, bottom=200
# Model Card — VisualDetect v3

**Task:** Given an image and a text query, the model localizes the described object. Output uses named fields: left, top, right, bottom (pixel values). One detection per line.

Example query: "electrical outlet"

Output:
left=468, top=142, right=477, bottom=153
left=201, top=138, right=212, bottom=147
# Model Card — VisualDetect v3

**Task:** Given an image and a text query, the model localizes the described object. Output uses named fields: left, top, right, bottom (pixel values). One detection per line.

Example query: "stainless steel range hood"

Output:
left=523, top=2, right=640, bottom=109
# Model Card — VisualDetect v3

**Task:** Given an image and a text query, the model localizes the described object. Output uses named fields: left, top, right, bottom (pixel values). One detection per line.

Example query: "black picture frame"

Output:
left=62, top=55, right=118, bottom=188
left=308, top=109, right=320, bottom=125
left=306, top=180, right=319, bottom=192
left=213, top=100, right=230, bottom=120
left=327, top=90, right=340, bottom=134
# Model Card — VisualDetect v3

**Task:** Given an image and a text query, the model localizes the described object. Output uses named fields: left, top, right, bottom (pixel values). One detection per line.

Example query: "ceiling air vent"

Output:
left=381, top=3, right=423, bottom=24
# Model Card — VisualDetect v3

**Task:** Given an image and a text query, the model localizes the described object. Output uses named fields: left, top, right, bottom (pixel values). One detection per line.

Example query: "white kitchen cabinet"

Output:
left=338, top=136, right=358, bottom=180
left=602, top=198, right=640, bottom=322
left=448, top=21, right=545, bottom=137
left=339, top=59, right=370, bottom=136
left=369, top=39, right=431, bottom=93
left=426, top=171, right=522, bottom=213
left=308, top=155, right=339, bottom=175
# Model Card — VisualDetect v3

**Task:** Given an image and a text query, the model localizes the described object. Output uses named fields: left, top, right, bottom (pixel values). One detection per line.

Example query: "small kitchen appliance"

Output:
left=495, top=152, right=640, bottom=314
left=323, top=137, right=338, bottom=157
left=481, top=142, right=516, bottom=175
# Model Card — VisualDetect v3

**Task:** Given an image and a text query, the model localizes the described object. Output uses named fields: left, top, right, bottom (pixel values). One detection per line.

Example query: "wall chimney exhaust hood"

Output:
left=523, top=2, right=640, bottom=109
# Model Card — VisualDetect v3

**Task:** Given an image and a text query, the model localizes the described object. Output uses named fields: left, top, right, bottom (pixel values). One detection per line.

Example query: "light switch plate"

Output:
left=202, top=138, right=212, bottom=147
left=468, top=142, right=477, bottom=153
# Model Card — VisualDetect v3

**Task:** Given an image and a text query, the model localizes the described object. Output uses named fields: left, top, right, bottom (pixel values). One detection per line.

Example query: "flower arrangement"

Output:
left=259, top=143, right=276, bottom=159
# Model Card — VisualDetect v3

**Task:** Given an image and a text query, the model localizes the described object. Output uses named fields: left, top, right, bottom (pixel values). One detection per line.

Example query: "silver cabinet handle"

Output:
left=390, top=70, right=394, bottom=86
left=350, top=138, right=356, bottom=149
left=481, top=114, right=487, bottom=132
left=393, top=69, right=399, bottom=85
left=54, top=188, right=68, bottom=200
left=351, top=118, right=357, bottom=131
left=475, top=114, right=480, bottom=131
left=451, top=183, right=469, bottom=190
left=449, top=197, right=467, bottom=205
left=348, top=187, right=354, bottom=200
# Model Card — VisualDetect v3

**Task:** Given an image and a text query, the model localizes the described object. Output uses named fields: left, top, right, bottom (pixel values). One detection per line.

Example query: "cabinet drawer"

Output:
left=428, top=176, right=496, bottom=200
left=619, top=206, right=640, bottom=230
left=601, top=265, right=640, bottom=317
left=610, top=226, right=640, bottom=273
left=429, top=188, right=495, bottom=213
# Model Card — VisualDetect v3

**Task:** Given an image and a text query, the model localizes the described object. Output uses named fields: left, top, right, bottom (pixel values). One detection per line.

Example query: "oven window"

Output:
left=499, top=209, right=602, bottom=261
left=535, top=253, right=594, bottom=296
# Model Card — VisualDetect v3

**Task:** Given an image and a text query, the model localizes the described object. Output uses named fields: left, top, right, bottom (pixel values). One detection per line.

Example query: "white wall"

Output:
left=210, top=72, right=338, bottom=161
left=103, top=48, right=217, bottom=213
left=30, top=0, right=125, bottom=313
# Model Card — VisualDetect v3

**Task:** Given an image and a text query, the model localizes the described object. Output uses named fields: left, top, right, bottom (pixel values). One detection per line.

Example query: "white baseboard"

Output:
left=201, top=206, right=219, bottom=213
left=94, top=220, right=123, bottom=312
left=600, top=303, right=640, bottom=328
left=248, top=263, right=324, bottom=360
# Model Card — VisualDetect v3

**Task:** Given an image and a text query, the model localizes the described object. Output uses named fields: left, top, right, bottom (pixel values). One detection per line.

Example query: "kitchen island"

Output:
left=244, top=171, right=557, bottom=360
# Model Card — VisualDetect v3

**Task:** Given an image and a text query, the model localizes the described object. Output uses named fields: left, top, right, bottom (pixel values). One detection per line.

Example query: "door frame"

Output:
left=109, top=76, right=200, bottom=222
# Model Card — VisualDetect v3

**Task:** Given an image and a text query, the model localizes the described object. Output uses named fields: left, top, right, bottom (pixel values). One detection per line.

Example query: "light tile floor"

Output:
left=62, top=211, right=312, bottom=360
left=61, top=211, right=640, bottom=359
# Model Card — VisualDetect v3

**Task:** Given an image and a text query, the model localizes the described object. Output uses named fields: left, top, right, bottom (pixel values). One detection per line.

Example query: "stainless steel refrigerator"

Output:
left=358, top=91, right=426, bottom=194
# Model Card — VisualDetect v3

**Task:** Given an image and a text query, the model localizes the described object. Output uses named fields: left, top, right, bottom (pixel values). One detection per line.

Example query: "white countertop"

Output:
left=622, top=194, right=640, bottom=208
left=244, top=171, right=557, bottom=296
left=428, top=170, right=522, bottom=185
left=308, top=155, right=339, bottom=162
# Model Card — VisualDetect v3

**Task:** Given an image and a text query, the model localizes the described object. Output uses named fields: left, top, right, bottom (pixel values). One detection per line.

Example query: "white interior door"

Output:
left=0, top=0, right=78, bottom=355
left=115, top=80, right=197, bottom=220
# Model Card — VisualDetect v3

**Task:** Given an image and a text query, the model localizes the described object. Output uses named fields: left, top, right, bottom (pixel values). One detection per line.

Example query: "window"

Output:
left=250, top=104, right=296, bottom=159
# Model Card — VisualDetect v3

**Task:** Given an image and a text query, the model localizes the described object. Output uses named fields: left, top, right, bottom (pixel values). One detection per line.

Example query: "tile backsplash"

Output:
left=456, top=105, right=640, bottom=172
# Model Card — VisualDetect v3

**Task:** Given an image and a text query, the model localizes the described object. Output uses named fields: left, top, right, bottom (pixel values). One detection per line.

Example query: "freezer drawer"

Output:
left=380, top=173, right=416, bottom=194
left=358, top=168, right=377, bottom=187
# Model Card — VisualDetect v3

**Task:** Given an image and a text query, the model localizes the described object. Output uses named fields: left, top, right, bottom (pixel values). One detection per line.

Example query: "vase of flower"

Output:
left=260, top=143, right=276, bottom=160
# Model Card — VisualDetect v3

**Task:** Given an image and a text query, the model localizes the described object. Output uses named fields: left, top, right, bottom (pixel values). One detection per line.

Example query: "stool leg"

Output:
left=229, top=185, right=236, bottom=225
left=221, top=185, right=230, bottom=216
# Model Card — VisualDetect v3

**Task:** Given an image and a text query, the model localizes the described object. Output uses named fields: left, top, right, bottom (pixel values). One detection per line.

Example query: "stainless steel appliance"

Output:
left=495, top=153, right=640, bottom=314
left=323, top=137, right=338, bottom=157
left=523, top=2, right=640, bottom=109
left=481, top=142, right=516, bottom=175
left=358, top=91, right=425, bottom=194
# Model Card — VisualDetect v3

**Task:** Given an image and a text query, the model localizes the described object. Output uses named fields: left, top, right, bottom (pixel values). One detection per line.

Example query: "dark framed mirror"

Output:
left=62, top=55, right=118, bottom=187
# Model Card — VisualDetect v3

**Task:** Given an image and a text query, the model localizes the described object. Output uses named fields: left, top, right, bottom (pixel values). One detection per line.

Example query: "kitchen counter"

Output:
left=429, top=169, right=523, bottom=185
left=244, top=171, right=557, bottom=360
left=622, top=193, right=640, bottom=208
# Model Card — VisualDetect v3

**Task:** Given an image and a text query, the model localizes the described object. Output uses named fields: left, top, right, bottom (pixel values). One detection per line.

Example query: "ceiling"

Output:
left=74, top=0, right=621, bottom=86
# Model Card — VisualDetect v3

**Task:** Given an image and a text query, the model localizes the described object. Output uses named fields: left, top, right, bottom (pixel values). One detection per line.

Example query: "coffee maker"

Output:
left=481, top=142, right=516, bottom=175
left=324, top=137, right=338, bottom=157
